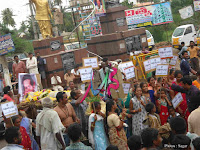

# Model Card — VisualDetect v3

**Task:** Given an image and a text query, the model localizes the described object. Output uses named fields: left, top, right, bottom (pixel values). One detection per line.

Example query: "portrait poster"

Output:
left=158, top=47, right=173, bottom=59
left=124, top=66, right=135, bottom=80
left=155, top=65, right=169, bottom=77
left=1, top=101, right=18, bottom=118
left=172, top=92, right=183, bottom=108
left=93, top=0, right=106, bottom=17
left=79, top=67, right=93, bottom=83
left=82, top=57, right=99, bottom=69
left=125, top=2, right=173, bottom=29
left=18, top=73, right=38, bottom=102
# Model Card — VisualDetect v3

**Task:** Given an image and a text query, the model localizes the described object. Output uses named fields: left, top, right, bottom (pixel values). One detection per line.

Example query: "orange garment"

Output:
left=187, top=46, right=199, bottom=58
left=193, top=80, right=200, bottom=90
left=3, top=94, right=15, bottom=103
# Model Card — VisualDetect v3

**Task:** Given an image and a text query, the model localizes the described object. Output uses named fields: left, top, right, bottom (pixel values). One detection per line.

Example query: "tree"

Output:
left=1, top=8, right=16, bottom=27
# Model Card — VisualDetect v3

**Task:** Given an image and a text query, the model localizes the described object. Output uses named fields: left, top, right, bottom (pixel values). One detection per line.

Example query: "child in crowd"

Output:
left=129, top=86, right=148, bottom=135
left=140, top=82, right=151, bottom=103
left=167, top=106, right=180, bottom=122
left=157, top=88, right=172, bottom=125
left=147, top=77, right=156, bottom=104
left=88, top=102, right=109, bottom=150
left=169, top=69, right=176, bottom=84
left=143, top=102, right=161, bottom=129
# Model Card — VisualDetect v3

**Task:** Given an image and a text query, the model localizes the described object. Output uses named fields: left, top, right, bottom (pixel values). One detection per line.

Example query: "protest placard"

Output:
left=155, top=65, right=169, bottom=77
left=1, top=101, right=18, bottom=118
left=82, top=57, right=99, bottom=69
left=158, top=47, right=173, bottom=59
left=172, top=92, right=183, bottom=108
left=170, top=56, right=178, bottom=66
left=119, top=61, right=134, bottom=73
left=151, top=57, right=161, bottom=70
left=79, top=67, right=93, bottom=82
left=124, top=66, right=135, bottom=80
left=122, top=83, right=131, bottom=94
left=143, top=59, right=151, bottom=72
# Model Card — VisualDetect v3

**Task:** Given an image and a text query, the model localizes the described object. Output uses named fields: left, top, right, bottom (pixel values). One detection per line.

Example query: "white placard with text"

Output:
left=172, top=92, right=183, bottom=108
left=143, top=60, right=151, bottom=72
left=83, top=57, right=98, bottom=69
left=124, top=66, right=135, bottom=80
left=158, top=47, right=173, bottom=59
left=155, top=65, right=169, bottom=76
left=119, top=61, right=134, bottom=73
left=122, top=83, right=131, bottom=94
left=1, top=101, right=18, bottom=118
left=79, top=67, right=93, bottom=82
left=170, top=56, right=178, bottom=66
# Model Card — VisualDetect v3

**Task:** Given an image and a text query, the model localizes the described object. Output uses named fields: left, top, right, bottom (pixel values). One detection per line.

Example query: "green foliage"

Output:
left=1, top=8, right=15, bottom=27
left=121, top=0, right=133, bottom=9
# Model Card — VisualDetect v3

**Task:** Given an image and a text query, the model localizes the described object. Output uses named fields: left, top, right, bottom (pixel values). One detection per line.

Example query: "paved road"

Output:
left=0, top=137, right=7, bottom=149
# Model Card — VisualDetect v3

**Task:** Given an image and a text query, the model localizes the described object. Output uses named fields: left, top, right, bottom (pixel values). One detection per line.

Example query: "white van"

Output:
left=145, top=30, right=155, bottom=50
left=172, top=24, right=196, bottom=48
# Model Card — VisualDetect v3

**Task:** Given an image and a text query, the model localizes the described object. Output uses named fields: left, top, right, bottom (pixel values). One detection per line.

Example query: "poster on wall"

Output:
left=93, top=0, right=106, bottom=16
left=18, top=73, right=38, bottom=102
left=125, top=2, right=173, bottom=29
left=179, top=6, right=194, bottom=19
left=194, top=0, right=200, bottom=11
left=0, top=33, right=15, bottom=56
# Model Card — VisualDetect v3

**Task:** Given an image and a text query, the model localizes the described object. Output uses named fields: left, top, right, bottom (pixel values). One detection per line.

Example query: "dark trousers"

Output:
left=190, top=57, right=199, bottom=71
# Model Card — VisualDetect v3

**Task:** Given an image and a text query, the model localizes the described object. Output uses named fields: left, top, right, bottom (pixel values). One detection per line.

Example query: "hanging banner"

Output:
left=194, top=0, right=200, bottom=11
left=0, top=33, right=15, bottom=56
left=93, top=0, right=106, bottom=17
left=125, top=2, right=173, bottom=29
left=179, top=6, right=194, bottom=19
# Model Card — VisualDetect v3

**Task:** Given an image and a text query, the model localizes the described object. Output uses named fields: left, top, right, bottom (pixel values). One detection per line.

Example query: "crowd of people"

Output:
left=1, top=43, right=200, bottom=150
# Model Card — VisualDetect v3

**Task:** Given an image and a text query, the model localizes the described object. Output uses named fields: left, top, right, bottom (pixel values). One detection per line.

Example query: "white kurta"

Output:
left=51, top=76, right=64, bottom=91
left=26, top=57, right=39, bottom=74
left=36, top=108, right=65, bottom=150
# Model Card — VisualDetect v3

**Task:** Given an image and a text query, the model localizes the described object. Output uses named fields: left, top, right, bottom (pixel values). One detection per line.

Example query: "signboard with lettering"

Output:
left=82, top=57, right=99, bottom=69
left=1, top=101, right=18, bottom=118
left=158, top=47, right=173, bottom=59
left=119, top=61, right=134, bottom=73
left=172, top=92, right=183, bottom=108
left=122, top=83, right=131, bottom=94
left=170, top=56, right=178, bottom=66
left=79, top=67, right=93, bottom=82
left=155, top=65, right=169, bottom=77
left=194, top=0, right=200, bottom=11
left=124, top=66, right=135, bottom=80
left=125, top=2, right=173, bottom=29
left=143, top=57, right=161, bottom=72
left=0, top=33, right=15, bottom=56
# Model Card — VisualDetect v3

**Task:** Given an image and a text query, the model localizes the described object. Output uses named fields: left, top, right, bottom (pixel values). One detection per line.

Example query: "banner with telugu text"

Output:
left=0, top=33, right=15, bottom=56
left=125, top=2, right=173, bottom=29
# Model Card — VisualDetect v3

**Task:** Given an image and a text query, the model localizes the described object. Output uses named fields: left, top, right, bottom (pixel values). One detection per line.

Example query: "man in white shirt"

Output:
left=51, top=72, right=64, bottom=91
left=36, top=97, right=66, bottom=150
left=26, top=52, right=39, bottom=74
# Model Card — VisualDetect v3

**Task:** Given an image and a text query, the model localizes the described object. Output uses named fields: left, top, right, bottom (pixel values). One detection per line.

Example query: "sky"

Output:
left=0, top=0, right=69, bottom=30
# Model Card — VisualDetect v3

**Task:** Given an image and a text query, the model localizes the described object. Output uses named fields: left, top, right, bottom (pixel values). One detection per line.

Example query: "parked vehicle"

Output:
left=172, top=24, right=197, bottom=49
left=146, top=30, right=155, bottom=50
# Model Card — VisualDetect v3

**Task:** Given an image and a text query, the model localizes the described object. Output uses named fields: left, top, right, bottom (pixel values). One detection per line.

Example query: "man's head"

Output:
left=128, top=135, right=142, bottom=150
left=22, top=75, right=35, bottom=96
left=182, top=51, right=189, bottom=59
left=70, top=90, right=82, bottom=100
left=69, top=81, right=75, bottom=90
left=66, top=69, right=71, bottom=74
left=36, top=52, right=40, bottom=58
left=170, top=116, right=187, bottom=134
left=67, top=123, right=82, bottom=143
left=192, top=137, right=200, bottom=150
left=53, top=71, right=57, bottom=77
left=42, top=97, right=53, bottom=108
left=180, top=77, right=192, bottom=90
left=141, top=128, right=162, bottom=148
left=171, top=134, right=191, bottom=150
left=103, top=57, right=109, bottom=66
left=56, top=92, right=68, bottom=105
left=181, top=42, right=185, bottom=47
left=74, top=64, right=79, bottom=71
left=14, top=55, right=19, bottom=63
left=3, top=86, right=12, bottom=96
left=190, top=41, right=195, bottom=47
left=4, top=127, right=22, bottom=144
left=28, top=52, right=33, bottom=59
